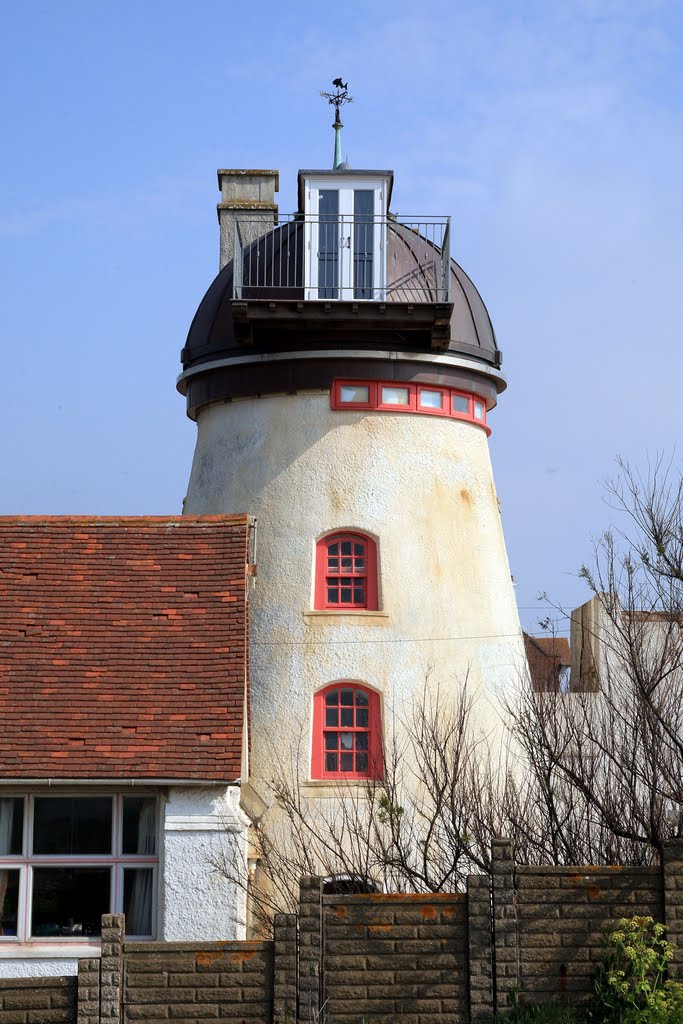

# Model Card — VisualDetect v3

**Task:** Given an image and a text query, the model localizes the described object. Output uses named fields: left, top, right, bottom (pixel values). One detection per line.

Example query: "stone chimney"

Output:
left=216, top=169, right=279, bottom=271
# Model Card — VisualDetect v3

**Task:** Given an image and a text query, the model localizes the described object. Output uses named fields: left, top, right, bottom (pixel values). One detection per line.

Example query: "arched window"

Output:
left=314, top=533, right=378, bottom=610
left=311, top=684, right=383, bottom=780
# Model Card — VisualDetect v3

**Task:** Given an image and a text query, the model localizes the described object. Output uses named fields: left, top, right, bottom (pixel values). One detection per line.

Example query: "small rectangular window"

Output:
left=33, top=797, right=112, bottom=856
left=123, top=869, right=154, bottom=936
left=0, top=869, right=19, bottom=935
left=419, top=389, right=443, bottom=409
left=474, top=400, right=485, bottom=420
left=31, top=867, right=111, bottom=938
left=122, top=797, right=157, bottom=856
left=381, top=386, right=410, bottom=406
left=0, top=798, right=24, bottom=855
left=452, top=394, right=470, bottom=415
left=340, top=384, right=369, bottom=404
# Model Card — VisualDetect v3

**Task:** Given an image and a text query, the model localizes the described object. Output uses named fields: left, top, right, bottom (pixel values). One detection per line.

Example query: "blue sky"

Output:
left=1, top=0, right=682, bottom=634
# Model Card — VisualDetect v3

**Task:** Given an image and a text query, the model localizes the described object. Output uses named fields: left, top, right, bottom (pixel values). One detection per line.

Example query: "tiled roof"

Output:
left=0, top=516, right=249, bottom=781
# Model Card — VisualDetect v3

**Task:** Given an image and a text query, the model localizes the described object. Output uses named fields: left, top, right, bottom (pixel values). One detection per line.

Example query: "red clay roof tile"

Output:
left=0, top=516, right=249, bottom=782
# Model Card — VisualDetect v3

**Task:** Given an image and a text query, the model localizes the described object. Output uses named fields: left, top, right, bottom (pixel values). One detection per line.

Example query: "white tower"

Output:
left=178, top=158, right=526, bottom=795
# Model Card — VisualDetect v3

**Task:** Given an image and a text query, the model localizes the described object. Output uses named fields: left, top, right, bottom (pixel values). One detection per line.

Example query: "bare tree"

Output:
left=508, top=457, right=683, bottom=864
left=217, top=679, right=516, bottom=930
left=218, top=459, right=683, bottom=930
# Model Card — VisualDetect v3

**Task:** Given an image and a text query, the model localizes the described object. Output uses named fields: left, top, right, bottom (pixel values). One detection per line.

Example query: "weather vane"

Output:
left=320, top=79, right=353, bottom=170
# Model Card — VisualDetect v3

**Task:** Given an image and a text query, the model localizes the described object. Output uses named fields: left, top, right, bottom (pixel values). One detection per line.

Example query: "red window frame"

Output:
left=330, top=379, right=490, bottom=434
left=376, top=383, right=417, bottom=412
left=311, top=684, right=383, bottom=780
left=314, top=532, right=378, bottom=611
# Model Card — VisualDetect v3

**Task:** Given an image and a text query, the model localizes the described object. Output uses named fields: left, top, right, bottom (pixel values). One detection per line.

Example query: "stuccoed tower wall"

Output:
left=179, top=163, right=527, bottom=812
left=184, top=396, right=524, bottom=762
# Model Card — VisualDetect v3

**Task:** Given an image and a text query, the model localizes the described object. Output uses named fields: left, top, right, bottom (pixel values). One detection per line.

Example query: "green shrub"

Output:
left=591, top=915, right=683, bottom=1024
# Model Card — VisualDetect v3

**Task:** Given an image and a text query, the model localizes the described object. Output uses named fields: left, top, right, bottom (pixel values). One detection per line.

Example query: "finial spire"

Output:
left=320, top=79, right=353, bottom=169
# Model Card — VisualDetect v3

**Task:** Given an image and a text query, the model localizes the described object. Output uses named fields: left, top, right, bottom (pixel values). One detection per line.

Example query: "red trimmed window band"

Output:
left=330, top=379, right=490, bottom=433
left=311, top=684, right=383, bottom=780
left=314, top=533, right=378, bottom=611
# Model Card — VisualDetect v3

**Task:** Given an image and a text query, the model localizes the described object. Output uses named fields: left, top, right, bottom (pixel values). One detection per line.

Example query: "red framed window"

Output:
left=311, top=684, right=383, bottom=780
left=330, top=379, right=490, bottom=434
left=314, top=532, right=378, bottom=610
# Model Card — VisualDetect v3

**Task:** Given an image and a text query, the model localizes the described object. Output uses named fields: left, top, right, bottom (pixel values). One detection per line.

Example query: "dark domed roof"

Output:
left=182, top=220, right=500, bottom=371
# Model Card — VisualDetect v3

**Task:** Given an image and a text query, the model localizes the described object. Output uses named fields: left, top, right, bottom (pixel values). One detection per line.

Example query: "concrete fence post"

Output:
left=77, top=958, right=102, bottom=1024
left=491, top=838, right=519, bottom=1012
left=273, top=911, right=298, bottom=1023
left=298, top=876, right=324, bottom=1021
left=467, top=872, right=494, bottom=1020
left=99, top=913, right=125, bottom=1024
left=663, top=839, right=683, bottom=976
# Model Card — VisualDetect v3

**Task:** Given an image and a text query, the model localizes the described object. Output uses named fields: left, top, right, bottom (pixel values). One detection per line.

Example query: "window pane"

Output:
left=353, top=588, right=365, bottom=604
left=356, top=753, right=369, bottom=773
left=354, top=558, right=365, bottom=570
left=325, top=753, right=338, bottom=772
left=318, top=190, right=339, bottom=299
left=340, top=588, right=352, bottom=603
left=328, top=543, right=339, bottom=555
left=341, top=541, right=352, bottom=555
left=381, top=386, right=409, bottom=406
left=419, top=390, right=442, bottom=409
left=453, top=394, right=469, bottom=414
left=0, top=798, right=23, bottom=855
left=327, top=557, right=339, bottom=570
left=355, top=690, right=368, bottom=706
left=327, top=587, right=338, bottom=603
left=341, top=557, right=352, bottom=570
left=340, top=733, right=354, bottom=750
left=356, top=733, right=369, bottom=750
left=33, top=798, right=112, bottom=855
left=340, top=689, right=354, bottom=706
left=325, top=690, right=338, bottom=706
left=474, top=400, right=484, bottom=419
left=0, top=870, right=19, bottom=935
left=353, top=190, right=374, bottom=299
left=324, top=733, right=338, bottom=750
left=356, top=708, right=368, bottom=728
left=123, top=869, right=154, bottom=936
left=122, top=798, right=157, bottom=856
left=340, top=385, right=369, bottom=404
left=353, top=543, right=365, bottom=556
left=31, top=867, right=110, bottom=938
left=341, top=708, right=353, bottom=727
left=325, top=709, right=338, bottom=727
left=340, top=753, right=354, bottom=772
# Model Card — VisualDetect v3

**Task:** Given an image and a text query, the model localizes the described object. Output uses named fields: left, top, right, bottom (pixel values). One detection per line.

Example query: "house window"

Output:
left=311, top=684, right=383, bottom=780
left=314, top=533, right=378, bottom=611
left=0, top=795, right=158, bottom=942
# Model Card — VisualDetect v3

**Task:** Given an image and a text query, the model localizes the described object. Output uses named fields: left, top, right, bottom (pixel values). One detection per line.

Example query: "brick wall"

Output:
left=1, top=847, right=683, bottom=1022
left=515, top=864, right=661, bottom=1002
left=123, top=941, right=273, bottom=1024
left=0, top=976, right=76, bottom=1024
left=322, top=892, right=468, bottom=1023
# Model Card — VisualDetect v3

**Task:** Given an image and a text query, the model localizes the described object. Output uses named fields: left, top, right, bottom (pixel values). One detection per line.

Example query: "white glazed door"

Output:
left=305, top=182, right=386, bottom=301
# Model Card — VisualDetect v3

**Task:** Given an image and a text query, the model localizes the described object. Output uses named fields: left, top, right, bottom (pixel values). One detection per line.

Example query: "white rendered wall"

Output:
left=0, top=785, right=248, bottom=977
left=160, top=786, right=248, bottom=941
left=184, top=392, right=527, bottom=786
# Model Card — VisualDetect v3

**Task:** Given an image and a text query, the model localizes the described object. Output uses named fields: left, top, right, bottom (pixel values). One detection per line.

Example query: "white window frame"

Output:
left=0, top=793, right=159, bottom=946
left=304, top=177, right=387, bottom=301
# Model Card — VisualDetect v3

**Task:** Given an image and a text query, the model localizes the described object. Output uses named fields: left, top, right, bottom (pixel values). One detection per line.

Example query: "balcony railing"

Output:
left=232, top=214, right=451, bottom=304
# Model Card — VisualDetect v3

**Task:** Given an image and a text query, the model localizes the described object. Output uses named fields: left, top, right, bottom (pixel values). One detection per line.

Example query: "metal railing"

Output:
left=233, top=214, right=451, bottom=303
